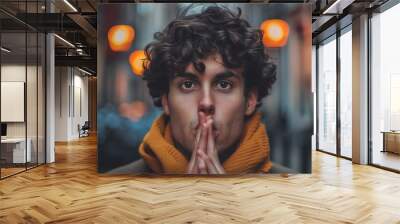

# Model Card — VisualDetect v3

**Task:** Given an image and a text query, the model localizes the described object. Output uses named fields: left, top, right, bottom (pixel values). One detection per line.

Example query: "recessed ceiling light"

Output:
left=54, top=34, right=75, bottom=48
left=322, top=0, right=354, bottom=15
left=63, top=0, right=78, bottom=12
left=1, top=47, right=11, bottom=53
left=77, top=67, right=93, bottom=76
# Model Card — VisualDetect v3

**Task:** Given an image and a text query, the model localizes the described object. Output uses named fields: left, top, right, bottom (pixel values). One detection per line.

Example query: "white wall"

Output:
left=55, top=67, right=89, bottom=141
left=73, top=73, right=89, bottom=138
left=1, top=65, right=26, bottom=136
left=1, top=64, right=39, bottom=138
left=55, top=67, right=69, bottom=141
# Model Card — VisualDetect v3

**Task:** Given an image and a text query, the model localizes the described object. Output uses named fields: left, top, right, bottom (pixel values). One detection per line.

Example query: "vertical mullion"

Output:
left=25, top=0, right=28, bottom=171
left=336, top=29, right=341, bottom=157
left=69, top=69, right=71, bottom=118
left=367, top=11, right=373, bottom=165
left=36, top=0, right=39, bottom=167
left=44, top=0, right=47, bottom=164
left=60, top=67, right=62, bottom=117
left=73, top=68, right=75, bottom=118
left=44, top=34, right=47, bottom=164
left=0, top=26, right=2, bottom=179
left=316, top=44, right=320, bottom=151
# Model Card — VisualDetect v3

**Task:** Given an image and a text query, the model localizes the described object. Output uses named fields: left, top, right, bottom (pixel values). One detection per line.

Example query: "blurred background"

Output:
left=97, top=3, right=313, bottom=173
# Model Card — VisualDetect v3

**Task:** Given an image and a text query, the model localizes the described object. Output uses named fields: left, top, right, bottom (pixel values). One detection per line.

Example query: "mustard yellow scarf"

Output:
left=139, top=112, right=272, bottom=174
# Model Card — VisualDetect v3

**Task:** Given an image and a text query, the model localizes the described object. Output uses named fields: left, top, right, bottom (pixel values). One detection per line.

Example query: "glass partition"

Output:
left=1, top=30, right=28, bottom=178
left=27, top=30, right=38, bottom=169
left=38, top=32, right=45, bottom=165
left=0, top=1, right=46, bottom=179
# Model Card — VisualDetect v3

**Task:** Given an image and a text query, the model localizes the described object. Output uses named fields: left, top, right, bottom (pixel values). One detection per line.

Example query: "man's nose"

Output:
left=198, top=88, right=215, bottom=115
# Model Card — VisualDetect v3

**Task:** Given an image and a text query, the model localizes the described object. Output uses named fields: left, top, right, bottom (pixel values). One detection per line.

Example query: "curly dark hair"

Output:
left=142, top=6, right=277, bottom=108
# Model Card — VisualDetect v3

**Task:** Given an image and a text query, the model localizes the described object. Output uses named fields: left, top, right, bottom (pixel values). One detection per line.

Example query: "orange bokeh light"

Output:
left=260, top=19, right=289, bottom=48
left=119, top=101, right=147, bottom=122
left=129, top=50, right=148, bottom=76
left=108, top=25, right=135, bottom=52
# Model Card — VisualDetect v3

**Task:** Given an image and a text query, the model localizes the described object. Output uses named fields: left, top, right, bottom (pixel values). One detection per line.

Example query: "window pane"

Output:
left=340, top=29, right=352, bottom=158
left=318, top=37, right=337, bottom=154
left=371, top=3, right=400, bottom=171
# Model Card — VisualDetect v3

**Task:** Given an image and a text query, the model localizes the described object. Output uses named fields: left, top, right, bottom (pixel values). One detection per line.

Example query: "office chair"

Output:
left=79, top=121, right=90, bottom=138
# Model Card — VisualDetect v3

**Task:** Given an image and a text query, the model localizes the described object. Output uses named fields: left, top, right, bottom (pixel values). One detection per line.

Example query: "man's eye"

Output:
left=181, top=80, right=195, bottom=90
left=216, top=80, right=232, bottom=90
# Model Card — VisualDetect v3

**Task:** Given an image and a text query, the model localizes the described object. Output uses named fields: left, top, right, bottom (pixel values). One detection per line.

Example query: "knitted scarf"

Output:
left=138, top=112, right=272, bottom=174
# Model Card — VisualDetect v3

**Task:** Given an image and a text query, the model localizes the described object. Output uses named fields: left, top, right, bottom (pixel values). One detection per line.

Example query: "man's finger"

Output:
left=198, top=157, right=208, bottom=174
left=207, top=118, right=215, bottom=156
left=187, top=111, right=208, bottom=174
left=197, top=151, right=208, bottom=174
left=206, top=118, right=225, bottom=174
left=198, top=111, right=206, bottom=128
left=202, top=117, right=220, bottom=174
left=187, top=124, right=202, bottom=174
left=197, top=124, right=208, bottom=174
left=191, top=128, right=202, bottom=160
left=199, top=151, right=218, bottom=174
left=189, top=111, right=209, bottom=175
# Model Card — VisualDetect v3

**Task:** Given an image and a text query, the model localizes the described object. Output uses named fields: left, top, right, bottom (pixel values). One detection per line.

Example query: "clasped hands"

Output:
left=186, top=112, right=225, bottom=174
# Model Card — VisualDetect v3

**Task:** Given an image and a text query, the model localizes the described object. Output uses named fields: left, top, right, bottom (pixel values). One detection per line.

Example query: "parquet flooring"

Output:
left=1, top=167, right=25, bottom=178
left=373, top=151, right=400, bottom=171
left=1, top=135, right=400, bottom=223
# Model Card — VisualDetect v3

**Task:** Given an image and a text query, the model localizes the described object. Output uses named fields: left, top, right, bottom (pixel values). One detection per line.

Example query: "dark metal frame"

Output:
left=44, top=0, right=47, bottom=165
left=315, top=44, right=319, bottom=152
left=25, top=2, right=28, bottom=172
left=0, top=24, right=2, bottom=179
left=336, top=23, right=341, bottom=159
left=367, top=9, right=373, bottom=166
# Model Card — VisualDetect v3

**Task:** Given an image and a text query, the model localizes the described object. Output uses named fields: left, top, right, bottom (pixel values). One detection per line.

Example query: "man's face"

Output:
left=162, top=54, right=257, bottom=154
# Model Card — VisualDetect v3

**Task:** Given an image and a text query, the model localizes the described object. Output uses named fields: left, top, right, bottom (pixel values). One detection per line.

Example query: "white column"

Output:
left=352, top=14, right=369, bottom=164
left=46, top=1, right=55, bottom=163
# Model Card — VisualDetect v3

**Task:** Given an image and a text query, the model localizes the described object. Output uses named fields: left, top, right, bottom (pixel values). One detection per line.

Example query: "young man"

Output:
left=110, top=6, right=291, bottom=175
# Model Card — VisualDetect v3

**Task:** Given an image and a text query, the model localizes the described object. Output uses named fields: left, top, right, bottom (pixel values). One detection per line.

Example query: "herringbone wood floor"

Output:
left=1, top=135, right=400, bottom=224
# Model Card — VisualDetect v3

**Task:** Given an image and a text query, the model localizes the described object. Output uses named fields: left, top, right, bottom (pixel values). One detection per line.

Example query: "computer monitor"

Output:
left=1, top=123, right=7, bottom=137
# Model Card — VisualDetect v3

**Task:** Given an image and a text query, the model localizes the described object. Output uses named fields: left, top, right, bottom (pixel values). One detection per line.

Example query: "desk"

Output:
left=382, top=131, right=400, bottom=154
left=1, top=138, right=31, bottom=163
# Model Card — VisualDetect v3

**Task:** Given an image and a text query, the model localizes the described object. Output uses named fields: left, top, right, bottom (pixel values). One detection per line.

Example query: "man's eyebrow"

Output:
left=214, top=71, right=241, bottom=80
left=174, top=72, right=198, bottom=79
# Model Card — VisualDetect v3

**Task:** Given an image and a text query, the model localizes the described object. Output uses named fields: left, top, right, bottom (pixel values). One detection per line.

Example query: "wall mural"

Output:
left=97, top=3, right=312, bottom=175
